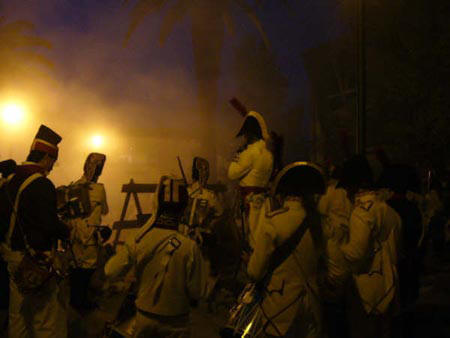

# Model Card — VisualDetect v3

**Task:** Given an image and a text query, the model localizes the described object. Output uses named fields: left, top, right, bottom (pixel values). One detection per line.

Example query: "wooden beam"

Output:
left=121, top=183, right=157, bottom=193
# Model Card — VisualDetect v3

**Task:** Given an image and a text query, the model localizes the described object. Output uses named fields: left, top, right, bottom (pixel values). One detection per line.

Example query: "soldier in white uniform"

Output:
left=246, top=162, right=325, bottom=337
left=104, top=176, right=207, bottom=338
left=69, top=153, right=109, bottom=312
left=317, top=166, right=353, bottom=337
left=185, top=157, right=223, bottom=244
left=335, top=155, right=402, bottom=338
left=185, top=157, right=224, bottom=306
left=228, top=111, right=274, bottom=249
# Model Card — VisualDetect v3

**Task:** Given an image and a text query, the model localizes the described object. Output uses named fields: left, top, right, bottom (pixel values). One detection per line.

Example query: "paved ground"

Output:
left=410, top=246, right=450, bottom=338
left=64, top=244, right=450, bottom=337
left=3, top=243, right=450, bottom=337
left=67, top=280, right=234, bottom=337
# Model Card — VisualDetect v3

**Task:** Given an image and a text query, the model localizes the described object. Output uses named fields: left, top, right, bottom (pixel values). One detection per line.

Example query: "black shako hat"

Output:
left=337, top=155, right=374, bottom=190
left=30, top=125, right=62, bottom=159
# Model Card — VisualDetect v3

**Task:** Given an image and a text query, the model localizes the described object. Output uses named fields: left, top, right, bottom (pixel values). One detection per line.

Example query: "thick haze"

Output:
left=1, top=0, right=340, bottom=225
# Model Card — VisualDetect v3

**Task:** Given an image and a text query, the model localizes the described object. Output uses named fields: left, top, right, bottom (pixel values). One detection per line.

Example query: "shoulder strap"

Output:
left=259, top=214, right=311, bottom=288
left=135, top=233, right=180, bottom=274
left=6, top=173, right=43, bottom=247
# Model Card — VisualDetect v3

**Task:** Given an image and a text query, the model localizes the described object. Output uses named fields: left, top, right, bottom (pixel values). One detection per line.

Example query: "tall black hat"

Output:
left=30, top=124, right=62, bottom=159
left=337, top=155, right=374, bottom=190
left=378, top=164, right=420, bottom=194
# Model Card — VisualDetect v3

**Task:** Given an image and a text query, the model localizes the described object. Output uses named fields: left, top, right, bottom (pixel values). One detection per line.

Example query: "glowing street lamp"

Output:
left=91, top=134, right=104, bottom=149
left=2, top=102, right=26, bottom=126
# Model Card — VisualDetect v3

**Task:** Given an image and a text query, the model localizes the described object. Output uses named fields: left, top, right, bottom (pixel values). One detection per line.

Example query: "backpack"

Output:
left=56, top=182, right=92, bottom=219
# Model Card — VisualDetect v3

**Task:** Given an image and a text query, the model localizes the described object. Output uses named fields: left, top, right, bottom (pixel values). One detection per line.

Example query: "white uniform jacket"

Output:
left=248, top=199, right=322, bottom=337
left=228, top=139, right=273, bottom=247
left=318, top=183, right=353, bottom=300
left=104, top=227, right=207, bottom=316
left=318, top=182, right=353, bottom=243
left=187, top=181, right=223, bottom=226
left=70, top=176, right=108, bottom=268
left=341, top=191, right=402, bottom=314
left=227, top=139, right=273, bottom=188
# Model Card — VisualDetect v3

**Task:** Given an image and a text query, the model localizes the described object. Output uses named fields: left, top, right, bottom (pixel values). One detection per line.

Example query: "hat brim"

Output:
left=272, top=161, right=325, bottom=196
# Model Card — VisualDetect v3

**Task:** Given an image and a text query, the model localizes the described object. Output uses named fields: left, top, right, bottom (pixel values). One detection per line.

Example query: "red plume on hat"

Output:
left=30, top=125, right=62, bottom=159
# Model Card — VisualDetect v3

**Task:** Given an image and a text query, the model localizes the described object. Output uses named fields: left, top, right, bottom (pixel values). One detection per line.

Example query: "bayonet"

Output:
left=177, top=156, right=188, bottom=186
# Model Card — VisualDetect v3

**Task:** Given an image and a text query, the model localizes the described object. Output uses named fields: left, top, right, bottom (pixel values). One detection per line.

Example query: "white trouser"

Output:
left=6, top=251, right=68, bottom=338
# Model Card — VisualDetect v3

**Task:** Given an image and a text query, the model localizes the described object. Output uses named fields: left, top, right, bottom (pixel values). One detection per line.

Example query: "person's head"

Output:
left=236, top=111, right=270, bottom=146
left=26, top=125, right=62, bottom=176
left=157, top=177, right=189, bottom=220
left=272, top=162, right=325, bottom=247
left=0, top=159, right=16, bottom=178
left=135, top=176, right=188, bottom=242
left=338, top=155, right=374, bottom=198
left=272, top=162, right=326, bottom=209
left=377, top=164, right=420, bottom=195
left=192, top=157, right=209, bottom=187
left=26, top=151, right=57, bottom=175
left=83, top=153, right=106, bottom=183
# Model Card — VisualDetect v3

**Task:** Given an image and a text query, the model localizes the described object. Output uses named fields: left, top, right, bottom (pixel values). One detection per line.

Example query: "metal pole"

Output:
left=356, top=0, right=366, bottom=154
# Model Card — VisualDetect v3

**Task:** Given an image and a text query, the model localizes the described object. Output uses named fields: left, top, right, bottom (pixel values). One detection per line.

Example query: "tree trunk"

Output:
left=190, top=1, right=226, bottom=180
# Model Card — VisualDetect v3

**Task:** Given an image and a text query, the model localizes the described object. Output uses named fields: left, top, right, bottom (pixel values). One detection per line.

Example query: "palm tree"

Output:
left=123, top=0, right=270, bottom=168
left=0, top=17, right=52, bottom=83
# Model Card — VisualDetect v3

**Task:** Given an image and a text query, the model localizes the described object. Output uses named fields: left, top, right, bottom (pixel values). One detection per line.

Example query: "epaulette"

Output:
left=265, top=198, right=289, bottom=218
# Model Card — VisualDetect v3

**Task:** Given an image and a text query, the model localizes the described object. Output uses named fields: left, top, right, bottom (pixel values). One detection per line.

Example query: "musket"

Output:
left=177, top=156, right=188, bottom=186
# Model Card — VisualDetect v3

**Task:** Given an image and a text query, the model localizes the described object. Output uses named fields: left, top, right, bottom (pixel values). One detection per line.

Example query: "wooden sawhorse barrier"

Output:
left=112, top=179, right=227, bottom=249
left=112, top=179, right=157, bottom=248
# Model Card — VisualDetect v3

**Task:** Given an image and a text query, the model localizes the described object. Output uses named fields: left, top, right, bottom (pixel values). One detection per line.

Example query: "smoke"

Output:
left=1, top=0, right=333, bottom=229
left=0, top=1, right=227, bottom=226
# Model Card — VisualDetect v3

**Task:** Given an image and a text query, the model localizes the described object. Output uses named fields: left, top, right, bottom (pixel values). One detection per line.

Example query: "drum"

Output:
left=220, top=284, right=264, bottom=338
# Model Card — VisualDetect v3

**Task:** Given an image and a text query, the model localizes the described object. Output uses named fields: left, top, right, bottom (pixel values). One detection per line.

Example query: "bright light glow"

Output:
left=91, top=134, right=104, bottom=149
left=2, top=103, right=26, bottom=126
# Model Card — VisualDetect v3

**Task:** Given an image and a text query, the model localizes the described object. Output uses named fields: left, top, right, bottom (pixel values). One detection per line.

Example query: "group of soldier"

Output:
left=0, top=108, right=448, bottom=338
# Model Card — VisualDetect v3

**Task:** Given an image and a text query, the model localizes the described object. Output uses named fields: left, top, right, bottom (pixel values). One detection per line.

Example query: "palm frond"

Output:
left=12, top=50, right=54, bottom=68
left=0, top=20, right=52, bottom=49
left=159, top=0, right=189, bottom=45
left=233, top=0, right=270, bottom=49
left=0, top=34, right=52, bottom=49
left=124, top=0, right=166, bottom=45
left=0, top=20, right=35, bottom=34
